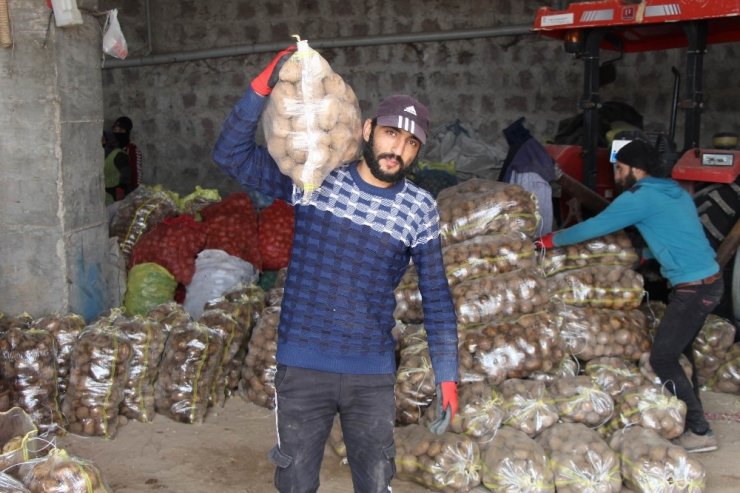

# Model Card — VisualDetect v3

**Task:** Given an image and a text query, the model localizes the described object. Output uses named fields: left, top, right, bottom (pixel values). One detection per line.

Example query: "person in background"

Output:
left=102, top=130, right=132, bottom=205
left=536, top=139, right=723, bottom=453
left=112, top=115, right=143, bottom=188
left=212, top=47, right=459, bottom=492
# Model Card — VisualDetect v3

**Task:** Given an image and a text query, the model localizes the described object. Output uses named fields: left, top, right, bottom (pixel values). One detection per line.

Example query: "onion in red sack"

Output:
left=201, top=192, right=262, bottom=270
left=258, top=200, right=294, bottom=270
left=129, top=215, right=207, bottom=285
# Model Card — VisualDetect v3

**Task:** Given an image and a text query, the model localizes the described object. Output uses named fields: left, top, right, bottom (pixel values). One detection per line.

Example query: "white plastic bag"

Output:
left=102, top=9, right=128, bottom=59
left=184, top=249, right=259, bottom=319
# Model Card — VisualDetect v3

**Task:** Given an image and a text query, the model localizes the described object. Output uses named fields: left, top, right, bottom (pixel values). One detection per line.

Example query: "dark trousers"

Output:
left=649, top=277, right=723, bottom=434
left=269, top=365, right=396, bottom=493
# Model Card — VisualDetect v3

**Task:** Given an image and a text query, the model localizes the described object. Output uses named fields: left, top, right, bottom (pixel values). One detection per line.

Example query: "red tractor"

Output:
left=532, top=0, right=740, bottom=324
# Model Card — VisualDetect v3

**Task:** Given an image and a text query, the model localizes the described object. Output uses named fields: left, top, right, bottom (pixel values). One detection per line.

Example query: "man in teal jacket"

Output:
left=537, top=140, right=723, bottom=453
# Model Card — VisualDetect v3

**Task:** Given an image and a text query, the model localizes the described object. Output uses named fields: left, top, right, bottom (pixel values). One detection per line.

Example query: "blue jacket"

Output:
left=211, top=88, right=459, bottom=383
left=553, top=177, right=718, bottom=286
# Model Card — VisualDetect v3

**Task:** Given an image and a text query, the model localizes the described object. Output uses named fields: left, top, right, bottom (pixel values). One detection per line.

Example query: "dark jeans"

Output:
left=269, top=365, right=396, bottom=493
left=649, top=277, right=723, bottom=434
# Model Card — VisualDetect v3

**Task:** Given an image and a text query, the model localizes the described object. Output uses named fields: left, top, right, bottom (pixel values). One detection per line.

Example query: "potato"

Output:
left=500, top=379, right=559, bottom=437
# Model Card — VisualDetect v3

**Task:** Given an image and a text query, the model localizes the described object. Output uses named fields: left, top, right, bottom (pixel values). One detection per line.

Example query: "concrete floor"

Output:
left=53, top=389, right=740, bottom=492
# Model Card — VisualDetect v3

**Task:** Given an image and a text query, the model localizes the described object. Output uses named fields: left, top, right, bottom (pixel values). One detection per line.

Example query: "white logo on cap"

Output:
left=403, top=105, right=417, bottom=116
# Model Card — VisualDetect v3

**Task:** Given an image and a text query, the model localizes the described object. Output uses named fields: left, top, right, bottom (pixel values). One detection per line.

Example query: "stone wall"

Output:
left=100, top=0, right=740, bottom=195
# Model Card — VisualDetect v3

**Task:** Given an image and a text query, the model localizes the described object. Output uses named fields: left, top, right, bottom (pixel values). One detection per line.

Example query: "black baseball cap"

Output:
left=374, top=95, right=430, bottom=144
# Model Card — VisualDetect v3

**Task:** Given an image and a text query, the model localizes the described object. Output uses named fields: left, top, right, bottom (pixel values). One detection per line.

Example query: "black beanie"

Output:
left=615, top=140, right=660, bottom=175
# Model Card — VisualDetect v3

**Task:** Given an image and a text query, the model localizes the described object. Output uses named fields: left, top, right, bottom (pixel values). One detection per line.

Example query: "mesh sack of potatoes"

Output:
left=442, top=232, right=536, bottom=288
left=0, top=407, right=44, bottom=477
left=239, top=306, right=281, bottom=409
left=528, top=355, right=579, bottom=383
left=0, top=327, right=64, bottom=432
left=395, top=334, right=436, bottom=425
left=707, top=342, right=740, bottom=394
left=536, top=422, right=622, bottom=493
left=421, top=381, right=505, bottom=444
left=395, top=423, right=482, bottom=493
left=692, top=314, right=736, bottom=385
left=62, top=323, right=133, bottom=438
left=146, top=301, right=192, bottom=337
left=453, top=269, right=549, bottom=326
left=437, top=180, right=540, bottom=246
left=609, top=426, right=706, bottom=493
left=458, top=311, right=563, bottom=385
left=601, top=384, right=686, bottom=440
left=109, top=185, right=179, bottom=262
left=197, top=309, right=244, bottom=409
left=480, top=425, right=555, bottom=493
left=538, top=231, right=638, bottom=277
left=547, top=265, right=645, bottom=310
left=393, top=264, right=424, bottom=324
left=394, top=322, right=427, bottom=353
left=263, top=39, right=362, bottom=202
left=547, top=375, right=614, bottom=428
left=500, top=379, right=559, bottom=438
left=555, top=305, right=651, bottom=362
left=204, top=296, right=256, bottom=397
left=0, top=472, right=29, bottom=493
left=585, top=357, right=645, bottom=398
left=19, top=448, right=110, bottom=493
left=638, top=351, right=694, bottom=387
left=154, top=321, right=224, bottom=424
left=111, top=313, right=166, bottom=423
left=638, top=300, right=665, bottom=333
left=30, top=313, right=85, bottom=396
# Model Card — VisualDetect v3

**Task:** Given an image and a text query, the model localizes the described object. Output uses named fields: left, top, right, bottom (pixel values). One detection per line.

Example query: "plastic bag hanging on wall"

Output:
left=50, top=0, right=83, bottom=27
left=102, top=9, right=128, bottom=59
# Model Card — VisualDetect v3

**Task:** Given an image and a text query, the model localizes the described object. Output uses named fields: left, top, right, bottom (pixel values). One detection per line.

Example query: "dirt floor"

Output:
left=57, top=390, right=740, bottom=492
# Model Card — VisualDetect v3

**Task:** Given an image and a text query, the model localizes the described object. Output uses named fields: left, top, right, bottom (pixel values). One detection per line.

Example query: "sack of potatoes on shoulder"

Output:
left=263, top=37, right=362, bottom=201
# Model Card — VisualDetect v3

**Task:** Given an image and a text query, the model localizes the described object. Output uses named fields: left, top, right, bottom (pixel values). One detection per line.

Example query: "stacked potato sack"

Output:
left=438, top=181, right=562, bottom=390
left=389, top=180, right=570, bottom=492
left=537, top=233, right=693, bottom=447
left=540, top=232, right=651, bottom=364
left=0, top=326, right=65, bottom=433
left=203, top=284, right=265, bottom=402
left=63, top=319, right=133, bottom=438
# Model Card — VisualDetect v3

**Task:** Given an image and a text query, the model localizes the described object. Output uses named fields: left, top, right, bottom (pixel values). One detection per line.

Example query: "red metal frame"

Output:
left=533, top=0, right=740, bottom=52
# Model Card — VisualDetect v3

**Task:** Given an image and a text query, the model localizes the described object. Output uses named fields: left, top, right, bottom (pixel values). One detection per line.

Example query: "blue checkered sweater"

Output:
left=212, top=88, right=458, bottom=383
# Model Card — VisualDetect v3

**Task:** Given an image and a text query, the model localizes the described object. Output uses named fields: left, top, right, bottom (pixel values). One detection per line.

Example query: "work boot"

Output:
left=672, top=430, right=718, bottom=453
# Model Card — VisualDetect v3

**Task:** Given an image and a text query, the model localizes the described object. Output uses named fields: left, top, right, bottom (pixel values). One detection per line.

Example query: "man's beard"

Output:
left=361, top=128, right=417, bottom=184
left=616, top=169, right=637, bottom=193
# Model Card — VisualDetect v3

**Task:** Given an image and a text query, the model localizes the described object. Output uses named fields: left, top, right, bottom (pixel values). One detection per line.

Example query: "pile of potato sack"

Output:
left=1, top=177, right=738, bottom=492
left=3, top=43, right=740, bottom=492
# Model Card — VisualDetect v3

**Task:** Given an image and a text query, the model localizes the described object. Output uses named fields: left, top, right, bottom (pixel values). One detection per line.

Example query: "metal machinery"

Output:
left=533, top=0, right=740, bottom=322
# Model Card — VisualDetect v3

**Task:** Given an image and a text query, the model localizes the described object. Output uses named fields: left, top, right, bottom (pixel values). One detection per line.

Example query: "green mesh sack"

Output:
left=124, top=263, right=177, bottom=316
